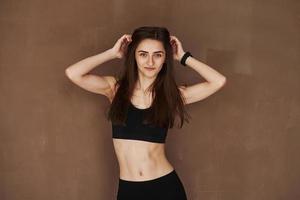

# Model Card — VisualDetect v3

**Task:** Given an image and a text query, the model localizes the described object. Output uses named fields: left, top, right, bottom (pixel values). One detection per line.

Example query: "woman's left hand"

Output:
left=170, top=36, right=185, bottom=61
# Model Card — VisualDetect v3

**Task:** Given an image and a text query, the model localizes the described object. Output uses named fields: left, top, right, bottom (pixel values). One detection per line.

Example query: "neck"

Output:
left=136, top=76, right=155, bottom=94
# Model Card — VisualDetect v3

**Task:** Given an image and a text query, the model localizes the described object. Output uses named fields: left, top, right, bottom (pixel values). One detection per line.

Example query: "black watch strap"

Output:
left=180, top=52, right=193, bottom=66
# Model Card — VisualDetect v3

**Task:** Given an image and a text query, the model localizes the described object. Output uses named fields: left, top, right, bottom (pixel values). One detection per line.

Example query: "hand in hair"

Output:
left=110, top=34, right=132, bottom=59
left=170, top=35, right=186, bottom=61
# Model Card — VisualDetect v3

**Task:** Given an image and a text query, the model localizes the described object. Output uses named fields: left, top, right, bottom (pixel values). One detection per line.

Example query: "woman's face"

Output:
left=135, top=39, right=166, bottom=78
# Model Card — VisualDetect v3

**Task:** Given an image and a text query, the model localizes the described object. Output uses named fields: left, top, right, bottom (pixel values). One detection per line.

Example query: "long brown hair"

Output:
left=106, top=26, right=191, bottom=129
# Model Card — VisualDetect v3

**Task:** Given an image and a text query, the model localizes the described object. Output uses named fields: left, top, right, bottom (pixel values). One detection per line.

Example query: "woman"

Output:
left=65, top=26, right=226, bottom=200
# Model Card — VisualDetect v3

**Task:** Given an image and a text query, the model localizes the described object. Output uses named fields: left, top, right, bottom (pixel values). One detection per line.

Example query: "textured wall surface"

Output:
left=0, top=0, right=299, bottom=199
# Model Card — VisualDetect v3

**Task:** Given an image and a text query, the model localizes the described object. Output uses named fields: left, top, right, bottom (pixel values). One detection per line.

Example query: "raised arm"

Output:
left=65, top=34, right=132, bottom=100
left=178, top=55, right=226, bottom=105
left=170, top=36, right=226, bottom=105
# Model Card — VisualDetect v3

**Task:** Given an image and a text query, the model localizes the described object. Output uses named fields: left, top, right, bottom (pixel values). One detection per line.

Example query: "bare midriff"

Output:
left=112, top=138, right=174, bottom=181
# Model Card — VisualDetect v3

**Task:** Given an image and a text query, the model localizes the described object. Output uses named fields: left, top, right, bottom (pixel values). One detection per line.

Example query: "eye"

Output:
left=155, top=54, right=162, bottom=57
left=140, top=53, right=147, bottom=57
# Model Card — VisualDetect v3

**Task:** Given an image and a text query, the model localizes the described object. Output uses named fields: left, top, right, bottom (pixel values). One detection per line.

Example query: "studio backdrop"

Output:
left=0, top=0, right=299, bottom=200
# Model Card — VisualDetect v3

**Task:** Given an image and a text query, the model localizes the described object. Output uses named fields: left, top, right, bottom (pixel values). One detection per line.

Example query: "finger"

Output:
left=172, top=36, right=180, bottom=43
left=170, top=36, right=179, bottom=45
left=122, top=36, right=130, bottom=44
left=117, top=35, right=126, bottom=43
left=128, top=35, right=132, bottom=41
left=121, top=34, right=129, bottom=41
left=170, top=35, right=175, bottom=42
left=124, top=35, right=132, bottom=42
left=171, top=35, right=180, bottom=41
left=126, top=36, right=132, bottom=42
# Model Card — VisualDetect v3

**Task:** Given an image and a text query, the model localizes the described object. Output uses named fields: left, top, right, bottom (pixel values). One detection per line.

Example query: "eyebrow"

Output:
left=137, top=50, right=165, bottom=54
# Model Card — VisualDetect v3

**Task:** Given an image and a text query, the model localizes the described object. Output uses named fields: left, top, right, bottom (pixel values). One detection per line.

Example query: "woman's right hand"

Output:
left=110, top=34, right=132, bottom=59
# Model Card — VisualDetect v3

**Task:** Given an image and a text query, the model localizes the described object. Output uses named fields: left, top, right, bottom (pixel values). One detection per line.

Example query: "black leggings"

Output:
left=117, top=169, right=188, bottom=200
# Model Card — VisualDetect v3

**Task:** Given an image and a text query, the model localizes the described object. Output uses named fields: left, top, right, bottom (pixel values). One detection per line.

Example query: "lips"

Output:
left=145, top=67, right=155, bottom=70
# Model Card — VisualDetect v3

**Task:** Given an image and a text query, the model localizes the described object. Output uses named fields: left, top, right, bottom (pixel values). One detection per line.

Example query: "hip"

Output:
left=117, top=169, right=188, bottom=200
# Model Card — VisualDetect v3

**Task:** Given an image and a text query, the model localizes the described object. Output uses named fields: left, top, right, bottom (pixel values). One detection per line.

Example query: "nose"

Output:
left=147, top=56, right=154, bottom=66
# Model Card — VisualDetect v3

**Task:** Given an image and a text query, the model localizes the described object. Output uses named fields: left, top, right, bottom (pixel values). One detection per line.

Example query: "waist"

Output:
left=118, top=158, right=174, bottom=181
left=112, top=139, right=173, bottom=181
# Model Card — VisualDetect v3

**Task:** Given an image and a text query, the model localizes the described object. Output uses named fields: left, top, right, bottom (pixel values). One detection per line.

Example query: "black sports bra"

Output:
left=112, top=101, right=168, bottom=143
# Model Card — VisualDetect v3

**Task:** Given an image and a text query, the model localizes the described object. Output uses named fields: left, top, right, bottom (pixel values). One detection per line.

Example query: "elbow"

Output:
left=215, top=77, right=226, bottom=87
left=221, top=77, right=226, bottom=86
left=65, top=68, right=70, bottom=77
left=65, top=68, right=72, bottom=79
left=65, top=68, right=79, bottom=80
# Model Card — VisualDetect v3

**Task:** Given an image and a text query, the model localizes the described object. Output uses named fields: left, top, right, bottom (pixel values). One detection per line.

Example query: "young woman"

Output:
left=65, top=26, right=226, bottom=200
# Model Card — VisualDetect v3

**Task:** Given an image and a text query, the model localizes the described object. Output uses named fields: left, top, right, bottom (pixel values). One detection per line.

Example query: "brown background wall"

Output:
left=1, top=0, right=299, bottom=199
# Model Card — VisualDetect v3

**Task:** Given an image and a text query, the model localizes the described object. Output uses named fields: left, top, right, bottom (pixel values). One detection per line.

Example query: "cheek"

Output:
left=159, top=58, right=165, bottom=65
left=136, top=57, right=145, bottom=63
left=135, top=57, right=142, bottom=65
left=136, top=60, right=145, bottom=68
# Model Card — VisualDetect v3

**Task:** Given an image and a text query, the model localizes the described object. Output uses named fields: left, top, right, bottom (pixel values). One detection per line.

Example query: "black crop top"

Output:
left=112, top=102, right=168, bottom=143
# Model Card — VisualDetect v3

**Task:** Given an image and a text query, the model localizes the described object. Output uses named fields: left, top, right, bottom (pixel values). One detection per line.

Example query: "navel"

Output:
left=139, top=171, right=143, bottom=177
